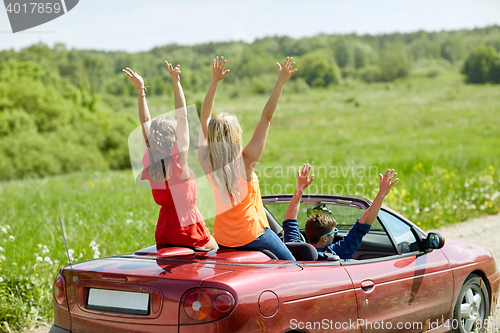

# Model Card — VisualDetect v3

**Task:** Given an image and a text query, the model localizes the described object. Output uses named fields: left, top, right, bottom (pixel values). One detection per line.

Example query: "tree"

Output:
left=296, top=52, right=342, bottom=87
left=462, top=45, right=498, bottom=83
left=380, top=44, right=409, bottom=82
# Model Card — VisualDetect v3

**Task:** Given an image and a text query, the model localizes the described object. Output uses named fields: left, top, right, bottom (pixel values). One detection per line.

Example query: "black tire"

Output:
left=452, top=274, right=490, bottom=333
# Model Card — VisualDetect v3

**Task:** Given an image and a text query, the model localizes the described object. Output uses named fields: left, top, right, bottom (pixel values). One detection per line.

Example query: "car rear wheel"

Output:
left=452, top=274, right=489, bottom=333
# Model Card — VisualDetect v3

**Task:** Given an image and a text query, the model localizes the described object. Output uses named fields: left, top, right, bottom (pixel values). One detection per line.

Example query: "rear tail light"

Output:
left=180, top=288, right=235, bottom=324
left=53, top=274, right=68, bottom=310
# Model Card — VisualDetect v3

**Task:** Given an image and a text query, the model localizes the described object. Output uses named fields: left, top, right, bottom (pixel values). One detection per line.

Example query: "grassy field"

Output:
left=0, top=70, right=499, bottom=331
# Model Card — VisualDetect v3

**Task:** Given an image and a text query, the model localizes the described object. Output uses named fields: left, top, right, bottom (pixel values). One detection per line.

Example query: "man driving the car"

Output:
left=283, top=164, right=398, bottom=260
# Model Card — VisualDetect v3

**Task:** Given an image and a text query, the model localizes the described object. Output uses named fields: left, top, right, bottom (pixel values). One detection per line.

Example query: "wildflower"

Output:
left=0, top=255, right=5, bottom=260
left=1, top=227, right=6, bottom=233
left=417, top=222, right=421, bottom=225
left=0, top=246, right=3, bottom=252
left=37, top=244, right=42, bottom=248
left=464, top=182, right=469, bottom=188
left=415, top=208, right=420, bottom=214
left=9, top=235, right=14, bottom=241
left=452, top=205, right=457, bottom=210
left=44, top=256, right=51, bottom=262
left=36, top=257, right=43, bottom=262
left=89, top=240, right=96, bottom=247
left=424, top=207, right=430, bottom=212
left=0, top=277, right=3, bottom=283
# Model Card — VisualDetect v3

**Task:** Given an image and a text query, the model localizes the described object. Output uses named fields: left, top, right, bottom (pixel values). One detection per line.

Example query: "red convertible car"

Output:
left=50, top=194, right=499, bottom=333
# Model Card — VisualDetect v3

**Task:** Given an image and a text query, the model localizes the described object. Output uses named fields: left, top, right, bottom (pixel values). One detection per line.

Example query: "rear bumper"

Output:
left=49, top=325, right=71, bottom=333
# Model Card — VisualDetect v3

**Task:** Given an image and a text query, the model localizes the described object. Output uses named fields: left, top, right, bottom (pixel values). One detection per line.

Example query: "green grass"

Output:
left=1, top=71, right=500, bottom=331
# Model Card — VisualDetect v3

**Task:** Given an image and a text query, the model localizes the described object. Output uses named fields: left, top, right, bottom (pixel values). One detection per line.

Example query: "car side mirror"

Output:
left=424, top=232, right=445, bottom=250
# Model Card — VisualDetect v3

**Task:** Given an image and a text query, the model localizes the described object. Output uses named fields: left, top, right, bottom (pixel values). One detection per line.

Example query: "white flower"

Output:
left=480, top=205, right=487, bottom=210
left=0, top=277, right=3, bottom=283
left=37, top=244, right=42, bottom=248
left=464, top=182, right=469, bottom=188
left=415, top=208, right=420, bottom=214
left=92, top=246, right=99, bottom=252
left=424, top=207, right=430, bottom=212
left=9, top=235, right=14, bottom=241
left=93, top=251, right=100, bottom=259
left=36, top=256, right=43, bottom=262
left=0, top=255, right=5, bottom=261
left=68, top=249, right=75, bottom=255
left=0, top=246, right=4, bottom=252
left=89, top=240, right=96, bottom=247
left=12, top=262, right=17, bottom=266
left=1, top=227, right=7, bottom=234
left=452, top=205, right=457, bottom=210
left=44, top=256, right=51, bottom=262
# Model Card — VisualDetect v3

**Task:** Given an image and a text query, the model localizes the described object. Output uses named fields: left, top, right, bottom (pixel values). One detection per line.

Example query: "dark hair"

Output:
left=147, top=116, right=177, bottom=182
left=305, top=213, right=337, bottom=244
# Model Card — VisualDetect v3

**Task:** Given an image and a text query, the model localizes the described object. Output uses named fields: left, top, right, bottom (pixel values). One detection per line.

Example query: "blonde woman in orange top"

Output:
left=198, top=56, right=296, bottom=260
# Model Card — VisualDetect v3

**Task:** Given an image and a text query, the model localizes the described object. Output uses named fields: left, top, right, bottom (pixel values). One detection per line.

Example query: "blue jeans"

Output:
left=239, top=228, right=295, bottom=260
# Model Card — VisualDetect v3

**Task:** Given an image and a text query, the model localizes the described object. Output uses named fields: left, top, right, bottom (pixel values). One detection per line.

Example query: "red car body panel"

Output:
left=343, top=249, right=453, bottom=332
left=50, top=195, right=500, bottom=333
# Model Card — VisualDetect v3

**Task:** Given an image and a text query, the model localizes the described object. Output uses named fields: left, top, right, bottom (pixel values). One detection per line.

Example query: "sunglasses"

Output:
left=321, top=227, right=339, bottom=239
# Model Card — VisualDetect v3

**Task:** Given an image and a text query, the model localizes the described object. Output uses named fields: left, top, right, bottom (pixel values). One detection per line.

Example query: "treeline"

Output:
left=0, top=26, right=499, bottom=98
left=0, top=26, right=499, bottom=180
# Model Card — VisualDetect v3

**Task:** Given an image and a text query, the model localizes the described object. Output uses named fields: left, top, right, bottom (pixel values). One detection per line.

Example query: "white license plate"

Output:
left=87, top=288, right=150, bottom=315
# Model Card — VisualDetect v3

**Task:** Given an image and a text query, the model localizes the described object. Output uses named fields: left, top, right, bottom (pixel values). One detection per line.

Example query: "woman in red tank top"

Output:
left=124, top=62, right=217, bottom=249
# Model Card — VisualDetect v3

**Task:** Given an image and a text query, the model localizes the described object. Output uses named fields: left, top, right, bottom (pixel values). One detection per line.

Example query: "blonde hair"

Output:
left=207, top=113, right=243, bottom=205
left=148, top=115, right=177, bottom=182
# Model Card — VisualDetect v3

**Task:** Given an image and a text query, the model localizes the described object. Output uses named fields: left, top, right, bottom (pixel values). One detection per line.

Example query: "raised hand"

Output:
left=165, top=61, right=181, bottom=82
left=276, top=57, right=297, bottom=85
left=379, top=169, right=399, bottom=197
left=122, top=67, right=145, bottom=89
left=297, top=163, right=314, bottom=191
left=211, top=56, right=230, bottom=83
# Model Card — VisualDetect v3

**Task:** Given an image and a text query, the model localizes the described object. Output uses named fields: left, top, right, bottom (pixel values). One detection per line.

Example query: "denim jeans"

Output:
left=239, top=228, right=295, bottom=260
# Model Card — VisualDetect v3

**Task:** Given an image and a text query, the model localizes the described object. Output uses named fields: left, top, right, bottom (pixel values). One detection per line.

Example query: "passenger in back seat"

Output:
left=283, top=164, right=398, bottom=260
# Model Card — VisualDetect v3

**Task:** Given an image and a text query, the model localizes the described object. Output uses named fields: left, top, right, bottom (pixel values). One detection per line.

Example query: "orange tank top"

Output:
left=208, top=167, right=270, bottom=247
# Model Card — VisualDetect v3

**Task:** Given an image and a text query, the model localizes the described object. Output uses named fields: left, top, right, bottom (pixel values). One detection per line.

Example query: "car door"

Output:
left=282, top=261, right=362, bottom=333
left=341, top=209, right=454, bottom=333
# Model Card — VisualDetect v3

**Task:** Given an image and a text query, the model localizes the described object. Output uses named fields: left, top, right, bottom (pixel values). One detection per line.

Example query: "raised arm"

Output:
left=242, top=57, right=296, bottom=171
left=123, top=67, right=151, bottom=150
left=198, top=56, right=230, bottom=172
left=359, top=169, right=399, bottom=225
left=283, top=164, right=314, bottom=243
left=165, top=61, right=190, bottom=179
left=284, top=164, right=315, bottom=220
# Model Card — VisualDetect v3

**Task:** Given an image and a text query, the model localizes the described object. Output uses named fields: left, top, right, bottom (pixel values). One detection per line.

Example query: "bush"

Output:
left=357, top=66, right=382, bottom=83
left=0, top=59, right=136, bottom=180
left=295, top=52, right=342, bottom=87
left=380, top=44, right=409, bottom=82
left=462, top=45, right=499, bottom=83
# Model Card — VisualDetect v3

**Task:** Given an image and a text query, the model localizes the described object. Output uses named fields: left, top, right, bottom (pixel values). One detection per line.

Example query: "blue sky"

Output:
left=1, top=0, right=499, bottom=52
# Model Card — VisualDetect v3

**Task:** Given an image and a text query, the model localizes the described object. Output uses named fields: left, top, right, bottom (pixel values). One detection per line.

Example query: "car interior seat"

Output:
left=285, top=242, right=319, bottom=261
